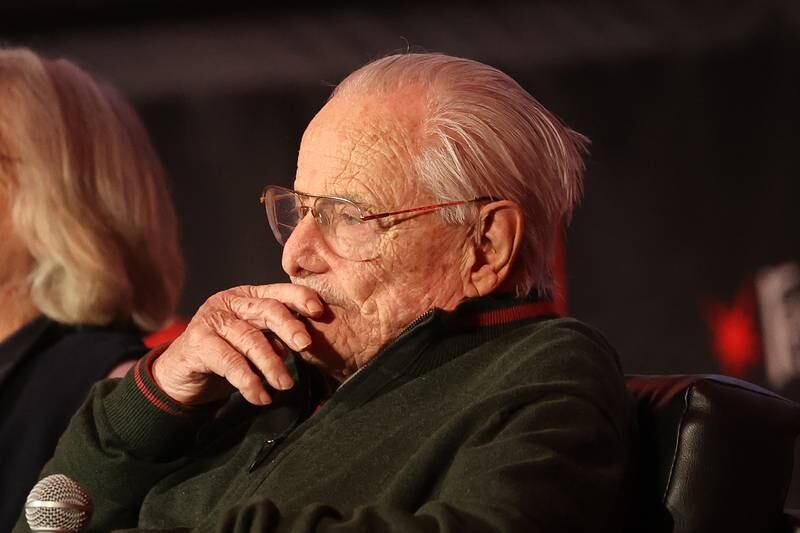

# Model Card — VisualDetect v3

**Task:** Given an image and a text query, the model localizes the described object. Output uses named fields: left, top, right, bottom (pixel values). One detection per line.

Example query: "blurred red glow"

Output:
left=703, top=283, right=761, bottom=377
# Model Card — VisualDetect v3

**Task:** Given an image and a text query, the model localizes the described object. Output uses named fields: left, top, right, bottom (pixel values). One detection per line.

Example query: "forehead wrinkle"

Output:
left=297, top=89, right=428, bottom=213
left=353, top=118, right=427, bottom=211
left=328, top=127, right=383, bottom=203
left=324, top=123, right=413, bottom=213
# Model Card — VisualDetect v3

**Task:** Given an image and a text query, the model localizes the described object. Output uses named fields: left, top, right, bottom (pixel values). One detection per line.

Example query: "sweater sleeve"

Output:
left=12, top=346, right=214, bottom=533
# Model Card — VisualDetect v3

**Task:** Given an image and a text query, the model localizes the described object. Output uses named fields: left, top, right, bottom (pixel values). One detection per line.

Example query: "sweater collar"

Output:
left=439, top=291, right=559, bottom=333
left=316, top=292, right=559, bottom=416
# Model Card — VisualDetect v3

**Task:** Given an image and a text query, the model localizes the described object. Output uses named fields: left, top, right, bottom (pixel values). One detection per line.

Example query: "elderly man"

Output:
left=17, top=53, right=635, bottom=532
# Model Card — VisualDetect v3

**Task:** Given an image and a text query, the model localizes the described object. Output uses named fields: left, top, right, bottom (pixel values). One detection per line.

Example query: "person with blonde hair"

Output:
left=17, top=53, right=633, bottom=532
left=0, top=47, right=183, bottom=532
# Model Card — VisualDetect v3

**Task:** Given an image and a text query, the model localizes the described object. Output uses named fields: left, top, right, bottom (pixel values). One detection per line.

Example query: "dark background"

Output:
left=4, top=0, right=799, bottom=503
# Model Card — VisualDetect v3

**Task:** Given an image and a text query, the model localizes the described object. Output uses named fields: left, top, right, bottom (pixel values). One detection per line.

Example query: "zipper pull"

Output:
left=248, top=437, right=280, bottom=472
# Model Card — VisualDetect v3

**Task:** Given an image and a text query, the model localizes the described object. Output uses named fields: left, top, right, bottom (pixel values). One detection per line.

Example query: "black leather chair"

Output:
left=625, top=374, right=800, bottom=533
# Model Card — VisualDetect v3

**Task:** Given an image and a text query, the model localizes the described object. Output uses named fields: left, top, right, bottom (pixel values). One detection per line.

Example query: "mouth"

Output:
left=299, top=305, right=338, bottom=326
left=290, top=278, right=352, bottom=310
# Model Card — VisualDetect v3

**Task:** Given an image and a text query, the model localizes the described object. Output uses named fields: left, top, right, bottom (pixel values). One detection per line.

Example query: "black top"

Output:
left=0, top=316, right=146, bottom=533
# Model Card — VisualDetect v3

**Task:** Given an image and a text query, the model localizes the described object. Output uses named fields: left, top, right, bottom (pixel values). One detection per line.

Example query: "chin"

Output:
left=302, top=318, right=341, bottom=358
left=297, top=342, right=348, bottom=380
left=300, top=312, right=361, bottom=374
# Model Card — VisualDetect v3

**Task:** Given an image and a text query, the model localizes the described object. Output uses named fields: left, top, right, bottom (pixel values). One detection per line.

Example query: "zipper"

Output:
left=247, top=412, right=301, bottom=473
left=335, top=309, right=435, bottom=391
left=398, top=309, right=435, bottom=338
left=247, top=309, right=435, bottom=473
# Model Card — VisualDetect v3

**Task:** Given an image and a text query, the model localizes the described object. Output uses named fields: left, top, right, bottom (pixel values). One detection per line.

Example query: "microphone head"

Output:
left=25, top=474, right=93, bottom=532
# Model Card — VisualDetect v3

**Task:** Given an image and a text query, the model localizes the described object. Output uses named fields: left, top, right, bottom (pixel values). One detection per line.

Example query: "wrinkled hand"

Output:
left=152, top=284, right=324, bottom=406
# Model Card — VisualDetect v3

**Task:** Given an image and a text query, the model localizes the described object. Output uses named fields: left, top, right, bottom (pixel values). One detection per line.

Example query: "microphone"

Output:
left=25, top=474, right=93, bottom=532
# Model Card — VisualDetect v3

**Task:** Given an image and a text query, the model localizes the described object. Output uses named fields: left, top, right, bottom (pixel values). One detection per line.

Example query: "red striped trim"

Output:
left=133, top=351, right=184, bottom=417
left=460, top=301, right=558, bottom=329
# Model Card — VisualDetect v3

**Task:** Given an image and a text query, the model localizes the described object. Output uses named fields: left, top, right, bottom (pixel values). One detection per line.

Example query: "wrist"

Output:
left=101, top=346, right=209, bottom=458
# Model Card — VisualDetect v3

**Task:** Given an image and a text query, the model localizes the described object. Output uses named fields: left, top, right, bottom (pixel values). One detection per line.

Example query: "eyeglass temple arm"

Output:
left=360, top=197, right=495, bottom=221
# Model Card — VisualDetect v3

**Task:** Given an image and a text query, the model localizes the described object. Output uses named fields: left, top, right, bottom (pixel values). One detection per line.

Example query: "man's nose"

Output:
left=281, top=214, right=330, bottom=277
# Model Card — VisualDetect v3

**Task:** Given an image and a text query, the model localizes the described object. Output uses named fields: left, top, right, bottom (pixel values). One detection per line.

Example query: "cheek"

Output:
left=378, top=233, right=457, bottom=296
left=397, top=227, right=461, bottom=274
left=328, top=261, right=384, bottom=307
left=336, top=226, right=466, bottom=313
left=329, top=251, right=412, bottom=315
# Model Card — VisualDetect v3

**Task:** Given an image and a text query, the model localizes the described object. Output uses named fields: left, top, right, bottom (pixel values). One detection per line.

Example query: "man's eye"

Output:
left=340, top=213, right=362, bottom=226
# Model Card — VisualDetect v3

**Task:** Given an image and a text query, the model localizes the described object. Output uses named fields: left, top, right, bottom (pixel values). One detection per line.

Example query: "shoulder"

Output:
left=42, top=324, right=146, bottom=373
left=487, top=317, right=623, bottom=376
left=472, top=317, right=632, bottom=432
left=0, top=324, right=148, bottom=443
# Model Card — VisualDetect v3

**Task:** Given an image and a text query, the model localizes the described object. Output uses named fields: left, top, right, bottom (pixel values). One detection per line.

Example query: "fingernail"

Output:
left=292, top=332, right=311, bottom=350
left=306, top=299, right=323, bottom=315
left=278, top=375, right=294, bottom=390
left=259, top=391, right=271, bottom=404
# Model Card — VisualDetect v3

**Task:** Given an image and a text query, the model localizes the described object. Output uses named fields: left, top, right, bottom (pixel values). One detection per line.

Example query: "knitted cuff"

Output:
left=103, top=344, right=210, bottom=459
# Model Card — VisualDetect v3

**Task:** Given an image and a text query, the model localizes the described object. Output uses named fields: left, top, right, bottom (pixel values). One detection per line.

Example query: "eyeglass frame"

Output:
left=259, top=184, right=495, bottom=229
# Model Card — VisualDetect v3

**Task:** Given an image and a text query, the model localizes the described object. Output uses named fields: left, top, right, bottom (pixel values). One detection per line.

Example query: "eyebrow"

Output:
left=295, top=174, right=386, bottom=212
left=325, top=186, right=381, bottom=212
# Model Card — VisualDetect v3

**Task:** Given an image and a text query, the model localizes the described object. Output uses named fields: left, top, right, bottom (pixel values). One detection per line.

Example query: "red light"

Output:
left=703, top=283, right=761, bottom=377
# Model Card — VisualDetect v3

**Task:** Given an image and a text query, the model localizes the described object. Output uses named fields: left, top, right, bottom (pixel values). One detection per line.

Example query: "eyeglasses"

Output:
left=260, top=185, right=493, bottom=260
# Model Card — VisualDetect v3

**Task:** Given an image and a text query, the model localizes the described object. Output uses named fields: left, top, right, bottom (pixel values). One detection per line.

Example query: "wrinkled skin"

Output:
left=152, top=87, right=481, bottom=405
left=285, top=88, right=474, bottom=378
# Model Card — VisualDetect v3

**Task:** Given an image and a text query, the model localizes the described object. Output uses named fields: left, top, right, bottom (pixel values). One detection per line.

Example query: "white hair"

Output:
left=332, top=53, right=588, bottom=295
left=0, top=48, right=183, bottom=331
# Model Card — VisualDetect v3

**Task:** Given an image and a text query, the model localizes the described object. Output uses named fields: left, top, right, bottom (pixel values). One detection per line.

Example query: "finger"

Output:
left=225, top=296, right=312, bottom=351
left=265, top=332, right=290, bottom=359
left=206, top=311, right=295, bottom=392
left=228, top=284, right=324, bottom=317
left=200, top=336, right=274, bottom=405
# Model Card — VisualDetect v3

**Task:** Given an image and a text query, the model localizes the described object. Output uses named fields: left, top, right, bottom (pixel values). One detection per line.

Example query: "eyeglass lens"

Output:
left=263, top=187, right=379, bottom=260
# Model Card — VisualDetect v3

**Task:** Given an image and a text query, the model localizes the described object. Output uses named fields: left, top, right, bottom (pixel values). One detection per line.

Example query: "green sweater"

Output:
left=16, top=295, right=636, bottom=532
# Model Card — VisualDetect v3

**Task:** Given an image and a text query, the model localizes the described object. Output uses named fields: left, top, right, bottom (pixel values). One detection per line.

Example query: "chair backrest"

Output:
left=625, top=374, right=800, bottom=533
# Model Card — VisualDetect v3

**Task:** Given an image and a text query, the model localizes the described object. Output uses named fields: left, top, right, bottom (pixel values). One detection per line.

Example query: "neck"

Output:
left=0, top=285, right=39, bottom=343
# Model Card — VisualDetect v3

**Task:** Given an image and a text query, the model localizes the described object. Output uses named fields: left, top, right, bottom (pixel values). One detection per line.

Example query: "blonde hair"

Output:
left=0, top=48, right=183, bottom=331
left=333, top=53, right=588, bottom=295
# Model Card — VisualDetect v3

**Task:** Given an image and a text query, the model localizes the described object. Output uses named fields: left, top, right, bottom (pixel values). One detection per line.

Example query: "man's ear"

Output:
left=465, top=200, right=523, bottom=297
